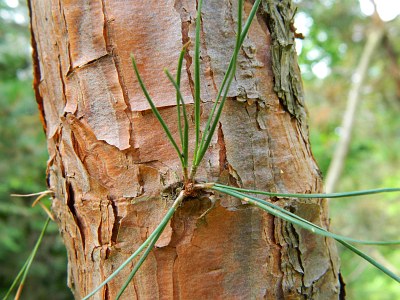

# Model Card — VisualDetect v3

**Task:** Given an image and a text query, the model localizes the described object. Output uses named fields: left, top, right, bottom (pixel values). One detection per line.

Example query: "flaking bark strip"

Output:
left=262, top=0, right=307, bottom=125
left=28, top=0, right=46, bottom=131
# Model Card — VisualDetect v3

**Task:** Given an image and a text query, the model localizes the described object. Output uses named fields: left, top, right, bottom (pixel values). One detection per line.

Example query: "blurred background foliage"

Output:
left=0, top=0, right=398, bottom=299
left=295, top=0, right=400, bottom=298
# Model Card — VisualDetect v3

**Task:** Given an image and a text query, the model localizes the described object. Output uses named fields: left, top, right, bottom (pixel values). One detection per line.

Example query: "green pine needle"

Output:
left=3, top=218, right=50, bottom=300
left=212, top=186, right=400, bottom=282
left=212, top=186, right=400, bottom=245
left=2, top=256, right=30, bottom=300
left=337, top=240, right=400, bottom=283
left=195, top=0, right=261, bottom=168
left=214, top=183, right=400, bottom=199
left=130, top=54, right=184, bottom=167
left=83, top=191, right=185, bottom=300
left=175, top=43, right=190, bottom=154
left=116, top=223, right=166, bottom=299
left=193, top=0, right=204, bottom=165
left=176, top=52, right=184, bottom=149
left=164, top=69, right=189, bottom=169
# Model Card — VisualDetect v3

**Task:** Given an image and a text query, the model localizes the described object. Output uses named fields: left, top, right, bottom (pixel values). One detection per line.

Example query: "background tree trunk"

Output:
left=325, top=24, right=384, bottom=194
left=29, top=0, right=342, bottom=299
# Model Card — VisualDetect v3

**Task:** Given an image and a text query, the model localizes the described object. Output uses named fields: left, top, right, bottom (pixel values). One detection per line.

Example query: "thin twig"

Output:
left=10, top=190, right=53, bottom=197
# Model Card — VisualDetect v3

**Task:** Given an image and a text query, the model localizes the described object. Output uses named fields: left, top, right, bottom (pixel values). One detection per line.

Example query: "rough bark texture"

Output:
left=29, top=0, right=342, bottom=299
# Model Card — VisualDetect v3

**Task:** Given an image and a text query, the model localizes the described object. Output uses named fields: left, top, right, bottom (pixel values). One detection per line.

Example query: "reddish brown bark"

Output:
left=29, top=0, right=342, bottom=299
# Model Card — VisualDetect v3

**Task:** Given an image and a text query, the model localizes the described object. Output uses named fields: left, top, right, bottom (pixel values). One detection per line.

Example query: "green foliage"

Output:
left=0, top=2, right=31, bottom=80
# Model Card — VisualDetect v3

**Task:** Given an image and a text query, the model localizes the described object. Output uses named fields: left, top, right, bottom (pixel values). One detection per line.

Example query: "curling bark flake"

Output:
left=29, top=0, right=343, bottom=299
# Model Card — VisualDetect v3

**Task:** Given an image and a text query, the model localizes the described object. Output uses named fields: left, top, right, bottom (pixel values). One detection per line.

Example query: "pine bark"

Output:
left=29, top=0, right=343, bottom=299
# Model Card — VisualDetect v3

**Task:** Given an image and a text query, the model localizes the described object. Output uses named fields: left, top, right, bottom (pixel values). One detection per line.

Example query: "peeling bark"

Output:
left=29, top=0, right=342, bottom=299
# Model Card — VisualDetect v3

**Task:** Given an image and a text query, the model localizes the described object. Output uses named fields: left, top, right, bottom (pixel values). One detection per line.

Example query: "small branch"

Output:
left=10, top=190, right=53, bottom=197
left=325, top=25, right=384, bottom=193
left=11, top=190, right=55, bottom=220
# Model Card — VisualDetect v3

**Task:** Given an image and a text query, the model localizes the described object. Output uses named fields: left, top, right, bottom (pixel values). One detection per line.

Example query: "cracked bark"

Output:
left=29, top=0, right=342, bottom=299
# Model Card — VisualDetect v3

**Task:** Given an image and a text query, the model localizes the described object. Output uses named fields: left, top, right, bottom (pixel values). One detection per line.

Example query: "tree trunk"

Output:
left=29, top=0, right=343, bottom=299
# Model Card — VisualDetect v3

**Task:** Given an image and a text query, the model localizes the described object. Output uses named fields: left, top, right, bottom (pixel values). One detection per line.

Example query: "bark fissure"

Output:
left=57, top=54, right=68, bottom=111
left=217, top=123, right=228, bottom=174
left=100, top=0, right=133, bottom=114
left=66, top=182, right=85, bottom=251
left=67, top=54, right=110, bottom=75
left=181, top=18, right=195, bottom=100
left=58, top=0, right=73, bottom=75
left=27, top=0, right=46, bottom=130
left=109, top=198, right=121, bottom=246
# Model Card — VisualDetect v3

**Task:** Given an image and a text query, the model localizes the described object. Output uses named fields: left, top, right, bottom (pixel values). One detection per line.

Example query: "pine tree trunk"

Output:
left=29, top=0, right=343, bottom=299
